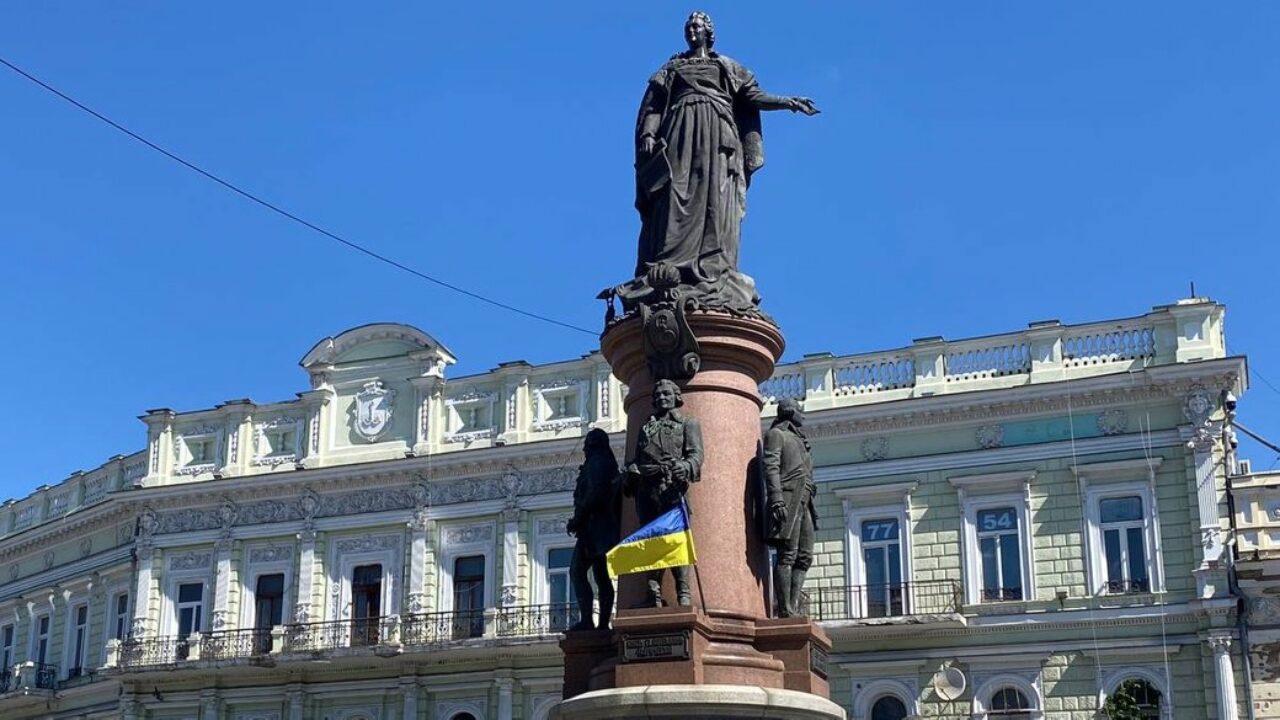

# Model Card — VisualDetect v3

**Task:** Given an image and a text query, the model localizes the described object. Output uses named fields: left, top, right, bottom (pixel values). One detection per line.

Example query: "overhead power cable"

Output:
left=1236, top=422, right=1280, bottom=455
left=0, top=55, right=596, bottom=336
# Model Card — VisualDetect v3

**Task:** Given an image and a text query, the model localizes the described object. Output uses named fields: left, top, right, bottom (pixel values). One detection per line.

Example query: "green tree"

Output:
left=1103, top=679, right=1151, bottom=720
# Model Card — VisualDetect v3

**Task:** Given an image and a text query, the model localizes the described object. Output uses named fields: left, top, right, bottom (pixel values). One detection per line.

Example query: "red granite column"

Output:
left=600, top=311, right=784, bottom=621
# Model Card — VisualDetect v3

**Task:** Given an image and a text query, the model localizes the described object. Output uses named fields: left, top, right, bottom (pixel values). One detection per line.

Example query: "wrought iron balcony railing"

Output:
left=804, top=581, right=962, bottom=621
left=120, top=635, right=187, bottom=668
left=496, top=603, right=581, bottom=636
left=401, top=609, right=486, bottom=646
left=32, top=663, right=57, bottom=690
left=200, top=627, right=274, bottom=660
left=282, top=617, right=386, bottom=653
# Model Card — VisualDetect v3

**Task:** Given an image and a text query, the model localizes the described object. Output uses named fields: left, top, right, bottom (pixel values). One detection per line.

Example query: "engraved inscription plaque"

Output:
left=810, top=645, right=829, bottom=679
left=621, top=631, right=691, bottom=663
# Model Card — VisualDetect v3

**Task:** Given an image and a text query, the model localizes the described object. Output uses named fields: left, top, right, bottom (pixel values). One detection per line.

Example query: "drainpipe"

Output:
left=1223, top=395, right=1257, bottom=720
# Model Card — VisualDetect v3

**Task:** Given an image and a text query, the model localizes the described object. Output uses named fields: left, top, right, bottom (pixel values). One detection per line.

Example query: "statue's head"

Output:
left=685, top=11, right=715, bottom=51
left=777, top=397, right=805, bottom=427
left=583, top=427, right=611, bottom=453
left=653, top=379, right=683, bottom=411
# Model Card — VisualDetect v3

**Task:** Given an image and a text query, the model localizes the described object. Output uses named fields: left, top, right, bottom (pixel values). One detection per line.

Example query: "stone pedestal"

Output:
left=554, top=311, right=840, bottom=718
left=550, top=685, right=846, bottom=720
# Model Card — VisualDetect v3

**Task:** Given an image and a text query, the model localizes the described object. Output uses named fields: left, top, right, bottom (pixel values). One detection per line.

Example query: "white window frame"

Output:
left=951, top=471, right=1036, bottom=606
left=1, top=621, right=15, bottom=670
left=239, top=546, right=295, bottom=631
left=1073, top=458, right=1165, bottom=596
left=837, top=482, right=916, bottom=619
left=63, top=601, right=89, bottom=678
left=30, top=612, right=51, bottom=665
left=531, top=515, right=575, bottom=607
left=327, top=536, right=402, bottom=624
left=161, top=567, right=211, bottom=639
left=971, top=673, right=1044, bottom=720
left=852, top=677, right=921, bottom=720
left=1099, top=667, right=1173, bottom=720
left=110, top=588, right=131, bottom=643
left=174, top=581, right=207, bottom=638
left=438, top=525, right=495, bottom=613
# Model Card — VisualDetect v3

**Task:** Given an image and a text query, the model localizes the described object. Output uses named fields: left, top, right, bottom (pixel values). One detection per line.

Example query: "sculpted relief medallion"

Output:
left=354, top=380, right=396, bottom=442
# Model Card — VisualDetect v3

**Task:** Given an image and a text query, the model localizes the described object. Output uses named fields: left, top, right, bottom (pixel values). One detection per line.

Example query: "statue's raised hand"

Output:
left=789, top=97, right=820, bottom=116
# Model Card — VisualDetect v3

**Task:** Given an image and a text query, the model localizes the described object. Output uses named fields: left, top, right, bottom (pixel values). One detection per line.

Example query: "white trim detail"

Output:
left=438, top=524, right=496, bottom=612
left=951, top=472, right=1035, bottom=606
left=532, top=513, right=574, bottom=607
left=971, top=672, right=1044, bottom=720
left=851, top=677, right=921, bottom=720
left=1099, top=666, right=1174, bottom=720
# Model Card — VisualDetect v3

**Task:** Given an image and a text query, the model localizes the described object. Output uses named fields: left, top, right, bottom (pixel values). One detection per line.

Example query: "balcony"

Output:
left=806, top=581, right=966, bottom=638
left=0, top=662, right=58, bottom=697
left=113, top=605, right=581, bottom=670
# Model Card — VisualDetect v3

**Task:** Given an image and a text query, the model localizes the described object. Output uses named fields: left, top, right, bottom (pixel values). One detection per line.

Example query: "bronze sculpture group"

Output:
left=567, top=11, right=820, bottom=631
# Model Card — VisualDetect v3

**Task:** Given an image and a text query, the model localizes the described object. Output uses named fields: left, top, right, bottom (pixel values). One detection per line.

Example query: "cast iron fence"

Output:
left=804, top=580, right=962, bottom=621
left=496, top=603, right=581, bottom=636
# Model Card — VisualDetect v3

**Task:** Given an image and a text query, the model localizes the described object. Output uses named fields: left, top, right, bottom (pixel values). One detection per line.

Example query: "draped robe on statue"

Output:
left=619, top=54, right=770, bottom=315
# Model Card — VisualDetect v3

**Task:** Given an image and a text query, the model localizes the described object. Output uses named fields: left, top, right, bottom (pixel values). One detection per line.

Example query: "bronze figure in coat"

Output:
left=566, top=428, right=621, bottom=631
left=764, top=398, right=817, bottom=617
left=623, top=379, right=704, bottom=607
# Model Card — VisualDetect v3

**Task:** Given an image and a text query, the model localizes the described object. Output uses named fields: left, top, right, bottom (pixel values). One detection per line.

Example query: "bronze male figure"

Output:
left=765, top=398, right=817, bottom=617
left=566, top=428, right=621, bottom=631
left=623, top=379, right=704, bottom=607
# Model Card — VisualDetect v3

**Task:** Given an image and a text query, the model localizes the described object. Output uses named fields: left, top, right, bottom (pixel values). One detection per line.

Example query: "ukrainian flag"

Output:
left=606, top=504, right=697, bottom=579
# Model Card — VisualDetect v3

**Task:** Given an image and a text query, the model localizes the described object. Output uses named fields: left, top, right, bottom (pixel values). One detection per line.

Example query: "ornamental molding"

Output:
left=443, top=523, right=494, bottom=547
left=975, top=424, right=1005, bottom=449
left=802, top=368, right=1239, bottom=440
left=1097, top=408, right=1129, bottom=436
left=436, top=699, right=485, bottom=720
left=169, top=552, right=212, bottom=571
left=536, top=514, right=573, bottom=537
left=334, top=534, right=400, bottom=555
left=859, top=436, right=888, bottom=461
left=0, top=502, right=135, bottom=562
left=353, top=380, right=397, bottom=443
left=247, top=544, right=294, bottom=564
left=139, top=464, right=578, bottom=534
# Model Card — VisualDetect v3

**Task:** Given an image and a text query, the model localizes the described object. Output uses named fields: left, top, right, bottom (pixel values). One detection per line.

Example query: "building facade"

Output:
left=0, top=298, right=1252, bottom=719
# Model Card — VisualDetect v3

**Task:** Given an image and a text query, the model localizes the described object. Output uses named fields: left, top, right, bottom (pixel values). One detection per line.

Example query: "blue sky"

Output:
left=1, top=3, right=1277, bottom=496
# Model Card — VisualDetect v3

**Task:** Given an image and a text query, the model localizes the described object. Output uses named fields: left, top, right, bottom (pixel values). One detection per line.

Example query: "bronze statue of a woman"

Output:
left=615, top=11, right=819, bottom=316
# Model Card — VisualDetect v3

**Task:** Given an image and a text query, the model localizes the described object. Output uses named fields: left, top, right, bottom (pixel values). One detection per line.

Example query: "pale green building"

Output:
left=0, top=298, right=1251, bottom=719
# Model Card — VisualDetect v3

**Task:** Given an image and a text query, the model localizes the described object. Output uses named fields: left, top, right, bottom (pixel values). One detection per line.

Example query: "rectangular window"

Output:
left=114, top=593, right=130, bottom=641
left=1100, top=495, right=1149, bottom=593
left=976, top=507, right=1022, bottom=601
left=33, top=614, right=50, bottom=665
left=453, top=555, right=486, bottom=638
left=176, top=582, right=204, bottom=660
left=254, top=574, right=285, bottom=653
left=547, top=547, right=576, bottom=630
left=860, top=518, right=904, bottom=617
left=68, top=604, right=88, bottom=677
left=350, top=565, right=382, bottom=647
left=1, top=624, right=13, bottom=671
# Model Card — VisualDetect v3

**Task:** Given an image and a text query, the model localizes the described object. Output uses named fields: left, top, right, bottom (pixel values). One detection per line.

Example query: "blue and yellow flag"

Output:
left=606, top=504, right=697, bottom=579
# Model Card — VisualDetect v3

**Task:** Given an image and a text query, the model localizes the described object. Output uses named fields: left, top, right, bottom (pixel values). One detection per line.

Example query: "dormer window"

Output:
left=267, top=429, right=295, bottom=456
left=176, top=427, right=222, bottom=475
left=189, top=439, right=214, bottom=465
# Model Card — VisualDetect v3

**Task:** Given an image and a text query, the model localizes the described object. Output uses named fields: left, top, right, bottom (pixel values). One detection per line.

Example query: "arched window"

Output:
left=989, top=687, right=1032, bottom=719
left=871, top=695, right=908, bottom=720
left=1106, top=678, right=1162, bottom=719
left=451, top=714, right=477, bottom=720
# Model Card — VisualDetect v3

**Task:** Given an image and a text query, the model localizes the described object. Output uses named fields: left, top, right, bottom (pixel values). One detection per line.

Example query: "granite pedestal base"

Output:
left=549, top=684, right=847, bottom=720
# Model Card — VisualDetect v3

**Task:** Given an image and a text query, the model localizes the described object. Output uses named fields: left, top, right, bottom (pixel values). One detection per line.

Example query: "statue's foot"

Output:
left=567, top=619, right=596, bottom=632
left=677, top=593, right=692, bottom=607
